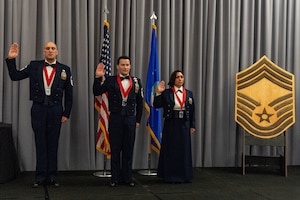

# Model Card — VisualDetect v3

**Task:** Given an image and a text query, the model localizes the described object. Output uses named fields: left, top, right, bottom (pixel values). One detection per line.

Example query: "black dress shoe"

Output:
left=50, top=180, right=60, bottom=188
left=32, top=181, right=43, bottom=188
left=128, top=181, right=135, bottom=187
left=110, top=182, right=118, bottom=187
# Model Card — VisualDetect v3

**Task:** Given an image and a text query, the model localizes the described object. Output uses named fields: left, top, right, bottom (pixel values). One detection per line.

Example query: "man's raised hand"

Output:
left=95, top=62, right=106, bottom=78
left=8, top=43, right=19, bottom=59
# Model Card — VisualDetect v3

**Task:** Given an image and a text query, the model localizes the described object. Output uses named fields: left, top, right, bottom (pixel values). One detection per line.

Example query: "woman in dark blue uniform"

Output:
left=153, top=70, right=195, bottom=183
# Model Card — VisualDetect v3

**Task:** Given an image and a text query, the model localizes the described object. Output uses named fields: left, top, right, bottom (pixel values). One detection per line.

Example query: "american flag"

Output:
left=95, top=20, right=111, bottom=159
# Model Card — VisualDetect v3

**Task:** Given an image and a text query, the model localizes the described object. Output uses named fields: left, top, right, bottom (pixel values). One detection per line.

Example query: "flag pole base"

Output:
left=93, top=171, right=112, bottom=178
left=138, top=169, right=157, bottom=176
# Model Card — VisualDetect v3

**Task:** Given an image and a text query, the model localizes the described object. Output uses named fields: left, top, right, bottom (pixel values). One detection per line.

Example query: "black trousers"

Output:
left=31, top=102, right=62, bottom=183
left=109, top=113, right=136, bottom=183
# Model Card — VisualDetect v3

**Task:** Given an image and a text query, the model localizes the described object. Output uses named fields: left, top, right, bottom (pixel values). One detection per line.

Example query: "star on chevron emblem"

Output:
left=255, top=108, right=273, bottom=123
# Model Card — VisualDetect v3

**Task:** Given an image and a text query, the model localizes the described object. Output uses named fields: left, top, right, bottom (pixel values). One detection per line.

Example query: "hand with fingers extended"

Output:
left=157, top=80, right=166, bottom=93
left=95, top=62, right=106, bottom=78
left=8, top=43, right=19, bottom=59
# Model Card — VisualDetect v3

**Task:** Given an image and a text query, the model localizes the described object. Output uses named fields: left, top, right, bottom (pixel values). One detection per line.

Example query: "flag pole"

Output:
left=138, top=136, right=157, bottom=176
left=93, top=6, right=111, bottom=178
left=138, top=11, right=159, bottom=176
left=93, top=155, right=111, bottom=177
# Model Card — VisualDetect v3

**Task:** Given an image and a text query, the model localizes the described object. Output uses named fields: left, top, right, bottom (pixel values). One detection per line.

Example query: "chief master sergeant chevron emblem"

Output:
left=235, top=55, right=295, bottom=139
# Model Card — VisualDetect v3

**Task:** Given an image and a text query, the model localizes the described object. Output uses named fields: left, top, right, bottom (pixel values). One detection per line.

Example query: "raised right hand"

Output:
left=95, top=62, right=106, bottom=78
left=8, top=43, right=19, bottom=59
left=157, top=81, right=166, bottom=93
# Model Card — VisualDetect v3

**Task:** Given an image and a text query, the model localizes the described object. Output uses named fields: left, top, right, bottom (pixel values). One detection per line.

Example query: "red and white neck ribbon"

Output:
left=117, top=74, right=132, bottom=98
left=171, top=87, right=186, bottom=109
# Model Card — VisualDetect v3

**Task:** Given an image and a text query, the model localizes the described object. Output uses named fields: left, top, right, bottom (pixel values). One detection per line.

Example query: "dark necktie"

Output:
left=120, top=76, right=129, bottom=81
left=177, top=89, right=182, bottom=93
left=45, top=63, right=55, bottom=67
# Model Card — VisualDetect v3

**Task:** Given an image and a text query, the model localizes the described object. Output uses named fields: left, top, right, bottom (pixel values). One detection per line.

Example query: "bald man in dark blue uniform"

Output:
left=93, top=56, right=143, bottom=187
left=6, top=42, right=73, bottom=188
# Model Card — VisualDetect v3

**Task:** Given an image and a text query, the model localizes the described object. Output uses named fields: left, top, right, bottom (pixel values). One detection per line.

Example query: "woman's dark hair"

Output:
left=117, top=56, right=131, bottom=64
left=168, top=70, right=184, bottom=87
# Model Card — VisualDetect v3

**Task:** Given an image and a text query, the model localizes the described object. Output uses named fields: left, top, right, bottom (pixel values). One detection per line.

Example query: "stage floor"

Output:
left=1, top=167, right=300, bottom=200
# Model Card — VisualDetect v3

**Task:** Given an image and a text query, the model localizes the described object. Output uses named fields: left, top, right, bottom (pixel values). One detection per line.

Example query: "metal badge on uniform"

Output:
left=61, top=69, right=67, bottom=80
left=188, top=97, right=193, bottom=105
left=70, top=76, right=74, bottom=86
left=133, top=77, right=139, bottom=93
left=45, top=88, right=51, bottom=95
left=122, top=100, right=127, bottom=107
left=179, top=111, right=184, bottom=118
left=141, top=87, right=144, bottom=98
